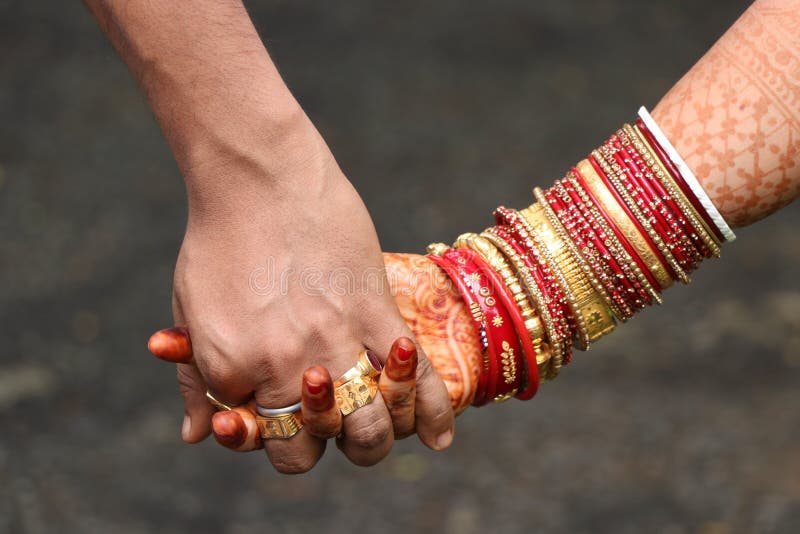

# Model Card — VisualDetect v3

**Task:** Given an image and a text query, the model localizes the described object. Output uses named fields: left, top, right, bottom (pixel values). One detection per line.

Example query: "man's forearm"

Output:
left=84, top=0, right=319, bottom=209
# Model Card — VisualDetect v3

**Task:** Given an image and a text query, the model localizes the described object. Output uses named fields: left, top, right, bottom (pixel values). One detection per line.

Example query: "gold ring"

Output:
left=334, top=350, right=382, bottom=416
left=206, top=391, right=234, bottom=411
left=256, top=411, right=304, bottom=440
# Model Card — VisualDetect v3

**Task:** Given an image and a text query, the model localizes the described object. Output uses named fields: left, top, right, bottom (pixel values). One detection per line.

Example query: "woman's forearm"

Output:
left=653, top=0, right=800, bottom=227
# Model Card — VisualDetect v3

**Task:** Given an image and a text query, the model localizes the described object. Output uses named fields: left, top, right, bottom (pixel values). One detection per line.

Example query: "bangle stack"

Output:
left=427, top=107, right=735, bottom=406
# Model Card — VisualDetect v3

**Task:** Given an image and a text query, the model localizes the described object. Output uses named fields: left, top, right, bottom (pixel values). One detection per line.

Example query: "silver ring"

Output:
left=256, top=401, right=302, bottom=417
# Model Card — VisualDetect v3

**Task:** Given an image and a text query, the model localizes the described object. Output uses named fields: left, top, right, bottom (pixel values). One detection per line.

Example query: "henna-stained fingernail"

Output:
left=212, top=411, right=246, bottom=449
left=148, top=327, right=193, bottom=363
left=385, top=338, right=417, bottom=381
left=303, top=366, right=335, bottom=410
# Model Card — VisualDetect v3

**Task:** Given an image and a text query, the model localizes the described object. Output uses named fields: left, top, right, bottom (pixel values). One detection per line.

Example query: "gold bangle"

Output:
left=627, top=124, right=722, bottom=256
left=593, top=147, right=689, bottom=285
left=578, top=158, right=675, bottom=290
left=455, top=232, right=555, bottom=380
left=529, top=190, right=617, bottom=345
left=565, top=171, right=662, bottom=306
left=479, top=230, right=552, bottom=379
left=505, top=210, right=570, bottom=376
left=531, top=184, right=622, bottom=321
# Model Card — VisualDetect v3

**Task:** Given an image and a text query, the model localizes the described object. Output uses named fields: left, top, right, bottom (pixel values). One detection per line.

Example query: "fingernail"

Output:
left=181, top=414, right=191, bottom=440
left=396, top=345, right=414, bottom=362
left=306, top=381, right=323, bottom=396
left=148, top=327, right=193, bottom=363
left=212, top=411, right=246, bottom=449
left=366, top=350, right=383, bottom=371
left=435, top=429, right=453, bottom=450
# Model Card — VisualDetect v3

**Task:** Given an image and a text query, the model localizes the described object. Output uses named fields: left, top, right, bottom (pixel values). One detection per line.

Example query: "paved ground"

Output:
left=2, top=1, right=799, bottom=533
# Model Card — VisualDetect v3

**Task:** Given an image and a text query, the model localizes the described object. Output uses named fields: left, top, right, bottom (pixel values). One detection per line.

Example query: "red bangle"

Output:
left=636, top=118, right=725, bottom=243
left=609, top=138, right=696, bottom=270
left=464, top=239, right=540, bottom=399
left=426, top=251, right=491, bottom=406
left=479, top=227, right=544, bottom=398
left=589, top=154, right=680, bottom=282
left=441, top=247, right=524, bottom=402
left=616, top=133, right=707, bottom=266
left=451, top=247, right=526, bottom=402
left=547, top=179, right=642, bottom=317
left=491, top=212, right=574, bottom=367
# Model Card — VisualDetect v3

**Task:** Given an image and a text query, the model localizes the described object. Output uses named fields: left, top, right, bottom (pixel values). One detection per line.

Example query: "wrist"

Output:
left=181, top=108, right=338, bottom=225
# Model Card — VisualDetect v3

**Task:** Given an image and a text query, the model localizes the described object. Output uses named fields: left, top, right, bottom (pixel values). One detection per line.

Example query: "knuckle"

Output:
left=386, top=388, right=416, bottom=411
left=269, top=451, right=318, bottom=475
left=347, top=415, right=391, bottom=450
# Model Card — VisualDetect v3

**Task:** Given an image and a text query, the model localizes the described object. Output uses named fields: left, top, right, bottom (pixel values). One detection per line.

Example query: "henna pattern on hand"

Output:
left=383, top=253, right=481, bottom=414
left=653, top=0, right=800, bottom=227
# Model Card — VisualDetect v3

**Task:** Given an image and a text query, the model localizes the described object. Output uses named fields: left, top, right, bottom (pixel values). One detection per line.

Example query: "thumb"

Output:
left=176, top=362, right=214, bottom=443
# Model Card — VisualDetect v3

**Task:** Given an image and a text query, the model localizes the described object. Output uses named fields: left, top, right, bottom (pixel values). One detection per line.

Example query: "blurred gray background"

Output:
left=2, top=1, right=799, bottom=533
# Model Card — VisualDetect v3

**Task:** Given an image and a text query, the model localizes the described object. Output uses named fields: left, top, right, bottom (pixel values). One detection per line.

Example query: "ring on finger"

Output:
left=255, top=401, right=304, bottom=440
left=334, top=350, right=382, bottom=416
left=206, top=390, right=235, bottom=411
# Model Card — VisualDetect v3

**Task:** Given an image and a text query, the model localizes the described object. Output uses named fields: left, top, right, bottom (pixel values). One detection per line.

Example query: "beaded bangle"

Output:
left=477, top=230, right=544, bottom=398
left=496, top=208, right=573, bottom=371
left=567, top=170, right=662, bottom=308
left=616, top=129, right=707, bottom=266
left=552, top=177, right=647, bottom=317
left=481, top=227, right=551, bottom=386
left=610, top=138, right=699, bottom=271
left=532, top=188, right=617, bottom=345
left=578, top=158, right=673, bottom=292
left=475, top=227, right=564, bottom=379
left=593, top=147, right=689, bottom=284
left=637, top=107, right=735, bottom=243
left=628, top=124, right=722, bottom=258
left=636, top=118, right=724, bottom=245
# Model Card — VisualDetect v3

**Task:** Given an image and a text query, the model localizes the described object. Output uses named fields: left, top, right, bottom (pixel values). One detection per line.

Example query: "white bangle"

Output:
left=256, top=401, right=302, bottom=416
left=638, top=106, right=736, bottom=243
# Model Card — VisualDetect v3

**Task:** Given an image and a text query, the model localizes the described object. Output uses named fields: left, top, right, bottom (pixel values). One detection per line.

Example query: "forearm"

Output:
left=84, top=0, right=323, bottom=214
left=653, top=0, right=800, bottom=227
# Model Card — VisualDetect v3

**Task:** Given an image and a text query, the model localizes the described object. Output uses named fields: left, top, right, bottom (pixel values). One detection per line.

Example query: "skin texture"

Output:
left=146, top=0, right=800, bottom=469
left=83, top=0, right=454, bottom=474
left=653, top=0, right=800, bottom=226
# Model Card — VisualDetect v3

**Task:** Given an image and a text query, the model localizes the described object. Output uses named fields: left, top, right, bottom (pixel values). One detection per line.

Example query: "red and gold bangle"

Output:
left=539, top=182, right=623, bottom=321
left=475, top=226, right=563, bottom=379
left=426, top=248, right=491, bottom=405
left=494, top=209, right=572, bottom=373
left=605, top=137, right=690, bottom=269
left=609, top=136, right=697, bottom=268
left=622, top=124, right=713, bottom=259
left=481, top=226, right=559, bottom=380
left=636, top=118, right=725, bottom=245
left=471, top=231, right=542, bottom=398
left=583, top=155, right=676, bottom=290
left=593, top=147, right=688, bottom=284
left=549, top=178, right=644, bottom=318
left=480, top=227, right=549, bottom=392
left=615, top=130, right=706, bottom=267
left=629, top=124, right=722, bottom=258
left=571, top=163, right=665, bottom=301
left=448, top=240, right=525, bottom=402
left=532, top=188, right=617, bottom=345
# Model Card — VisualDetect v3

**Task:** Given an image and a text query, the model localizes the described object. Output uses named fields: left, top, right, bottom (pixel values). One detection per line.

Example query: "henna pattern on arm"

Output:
left=653, top=0, right=800, bottom=227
